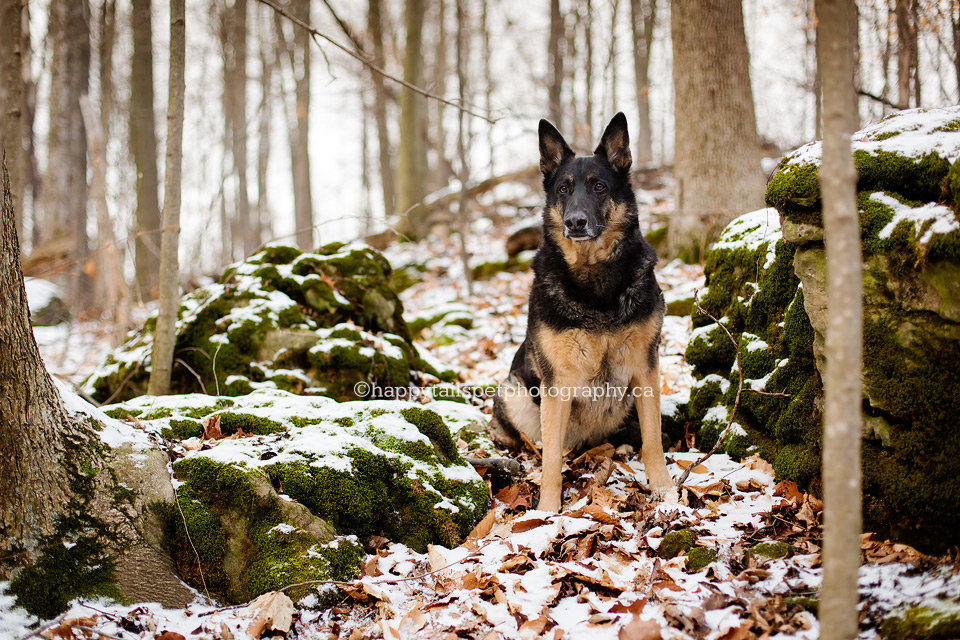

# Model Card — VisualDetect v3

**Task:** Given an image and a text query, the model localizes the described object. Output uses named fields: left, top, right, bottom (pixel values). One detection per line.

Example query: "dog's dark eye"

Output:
left=558, top=184, right=569, bottom=194
left=594, top=182, right=606, bottom=192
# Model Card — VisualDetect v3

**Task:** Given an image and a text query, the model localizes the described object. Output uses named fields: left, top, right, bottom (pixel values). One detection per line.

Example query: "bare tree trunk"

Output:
left=607, top=0, right=620, bottom=115
left=481, top=0, right=495, bottom=175
left=130, top=0, right=161, bottom=297
left=431, top=0, right=452, bottom=191
left=257, top=6, right=273, bottom=245
left=22, top=1, right=40, bottom=249
left=231, top=0, right=253, bottom=257
left=220, top=5, right=235, bottom=264
left=584, top=0, right=594, bottom=139
left=368, top=0, right=395, bottom=218
left=811, top=0, right=823, bottom=138
left=0, top=146, right=73, bottom=562
left=896, top=0, right=918, bottom=108
left=79, top=97, right=130, bottom=346
left=455, top=0, right=473, bottom=297
left=283, top=0, right=314, bottom=250
left=816, top=2, right=862, bottom=639
left=361, top=92, right=373, bottom=235
left=0, top=0, right=23, bottom=242
left=148, top=0, right=186, bottom=396
left=397, top=0, right=428, bottom=239
left=953, top=4, right=960, bottom=101
left=668, top=0, right=765, bottom=262
left=629, top=0, right=656, bottom=165
left=44, top=0, right=92, bottom=309
left=548, top=0, right=564, bottom=129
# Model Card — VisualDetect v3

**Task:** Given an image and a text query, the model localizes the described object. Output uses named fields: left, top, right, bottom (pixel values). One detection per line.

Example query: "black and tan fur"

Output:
left=490, top=113, right=677, bottom=511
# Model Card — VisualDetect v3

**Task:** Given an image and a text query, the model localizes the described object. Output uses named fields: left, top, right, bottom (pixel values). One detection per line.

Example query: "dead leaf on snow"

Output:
left=744, top=454, right=774, bottom=475
left=518, top=615, right=550, bottom=639
left=201, top=414, right=222, bottom=440
left=156, top=633, right=186, bottom=640
left=512, top=517, right=548, bottom=533
left=609, top=597, right=646, bottom=615
left=735, top=477, right=766, bottom=493
left=399, top=607, right=428, bottom=636
left=41, top=617, right=100, bottom=640
left=427, top=544, right=448, bottom=573
left=684, top=479, right=731, bottom=499
left=618, top=616, right=662, bottom=640
left=717, top=622, right=753, bottom=640
left=773, top=480, right=803, bottom=503
left=675, top=459, right=708, bottom=474
left=464, top=508, right=496, bottom=544
left=246, top=591, right=294, bottom=638
left=568, top=503, right=617, bottom=524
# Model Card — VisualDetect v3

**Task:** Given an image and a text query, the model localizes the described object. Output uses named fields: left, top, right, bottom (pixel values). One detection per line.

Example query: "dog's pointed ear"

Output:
left=539, top=119, right=574, bottom=180
left=594, top=112, right=632, bottom=175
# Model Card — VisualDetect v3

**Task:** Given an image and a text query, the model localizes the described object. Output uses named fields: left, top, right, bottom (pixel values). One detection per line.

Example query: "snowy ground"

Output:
left=6, top=235, right=960, bottom=640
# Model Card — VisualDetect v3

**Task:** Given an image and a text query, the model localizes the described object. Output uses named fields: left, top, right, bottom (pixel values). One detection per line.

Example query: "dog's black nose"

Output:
left=564, top=212, right=588, bottom=233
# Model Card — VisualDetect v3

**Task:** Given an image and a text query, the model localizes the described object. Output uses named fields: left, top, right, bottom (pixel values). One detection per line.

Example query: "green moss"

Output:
left=161, top=418, right=204, bottom=440
left=784, top=596, right=819, bottom=614
left=750, top=541, right=794, bottom=560
left=471, top=256, right=532, bottom=281
left=400, top=407, right=460, bottom=464
left=685, top=546, right=717, bottom=572
left=773, top=443, right=820, bottom=489
left=645, top=226, right=668, bottom=254
left=765, top=161, right=821, bottom=221
left=252, top=244, right=303, bottom=265
left=103, top=407, right=142, bottom=420
left=880, top=605, right=960, bottom=639
left=9, top=512, right=123, bottom=618
left=657, top=528, right=697, bottom=559
left=216, top=412, right=286, bottom=435
left=856, top=149, right=950, bottom=204
left=685, top=323, right=737, bottom=376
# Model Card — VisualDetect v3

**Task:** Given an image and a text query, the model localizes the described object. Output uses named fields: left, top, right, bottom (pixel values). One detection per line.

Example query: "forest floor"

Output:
left=5, top=227, right=960, bottom=640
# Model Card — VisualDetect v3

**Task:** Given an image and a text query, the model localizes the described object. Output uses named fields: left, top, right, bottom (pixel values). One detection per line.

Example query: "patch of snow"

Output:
left=871, top=191, right=960, bottom=244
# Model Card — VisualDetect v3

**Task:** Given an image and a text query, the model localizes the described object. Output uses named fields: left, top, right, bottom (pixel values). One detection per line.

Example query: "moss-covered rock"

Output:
left=657, top=528, right=697, bottom=559
left=83, top=243, right=456, bottom=404
left=685, top=546, right=717, bottom=572
left=688, top=107, right=960, bottom=553
left=105, top=389, right=490, bottom=587
left=881, top=603, right=960, bottom=639
left=749, top=541, right=794, bottom=560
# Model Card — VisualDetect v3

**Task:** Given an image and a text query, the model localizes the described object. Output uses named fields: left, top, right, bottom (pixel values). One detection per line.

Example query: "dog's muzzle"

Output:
left=563, top=212, right=601, bottom=241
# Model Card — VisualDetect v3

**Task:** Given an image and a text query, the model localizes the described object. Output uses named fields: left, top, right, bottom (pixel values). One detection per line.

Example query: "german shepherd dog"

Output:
left=490, top=113, right=677, bottom=512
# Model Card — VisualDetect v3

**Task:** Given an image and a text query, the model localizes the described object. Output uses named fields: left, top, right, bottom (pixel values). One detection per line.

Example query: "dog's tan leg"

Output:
left=633, top=362, right=678, bottom=503
left=538, top=388, right=572, bottom=512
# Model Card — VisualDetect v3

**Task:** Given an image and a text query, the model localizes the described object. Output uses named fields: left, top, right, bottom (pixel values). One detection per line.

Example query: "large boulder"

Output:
left=686, top=107, right=960, bottom=553
left=103, top=389, right=490, bottom=604
left=83, top=243, right=455, bottom=404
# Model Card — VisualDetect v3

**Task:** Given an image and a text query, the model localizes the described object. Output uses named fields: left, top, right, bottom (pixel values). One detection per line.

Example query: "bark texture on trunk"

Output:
left=130, top=0, right=161, bottom=296
left=896, top=0, right=918, bottom=108
left=257, top=7, right=273, bottom=242
left=669, top=0, right=764, bottom=262
left=148, top=0, right=186, bottom=396
left=816, top=2, right=862, bottom=639
left=0, top=0, right=23, bottom=240
left=629, top=0, right=656, bottom=166
left=368, top=0, right=395, bottom=219
left=397, top=0, right=428, bottom=239
left=44, top=0, right=91, bottom=307
left=231, top=0, right=253, bottom=256
left=547, top=0, right=564, bottom=129
left=0, top=146, right=72, bottom=562
left=289, top=0, right=313, bottom=250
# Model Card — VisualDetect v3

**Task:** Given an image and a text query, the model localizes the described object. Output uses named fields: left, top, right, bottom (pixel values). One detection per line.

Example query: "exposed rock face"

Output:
left=685, top=107, right=960, bottom=553
left=83, top=242, right=456, bottom=404
left=103, top=389, right=491, bottom=604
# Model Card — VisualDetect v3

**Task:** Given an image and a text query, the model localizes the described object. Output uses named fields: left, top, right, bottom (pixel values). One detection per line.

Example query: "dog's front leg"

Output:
left=538, top=387, right=572, bottom=512
left=633, top=363, right=678, bottom=503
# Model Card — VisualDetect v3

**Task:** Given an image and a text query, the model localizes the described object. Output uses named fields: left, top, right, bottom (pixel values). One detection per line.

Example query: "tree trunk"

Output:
left=397, top=0, right=428, bottom=239
left=130, top=0, right=161, bottom=297
left=0, top=145, right=73, bottom=562
left=896, top=0, right=917, bottom=109
left=288, top=0, right=313, bottom=250
left=668, top=0, right=764, bottom=262
left=815, top=1, right=862, bottom=639
left=629, top=0, right=656, bottom=166
left=44, top=0, right=92, bottom=309
left=230, top=0, right=253, bottom=257
left=547, top=0, right=564, bottom=129
left=79, top=96, right=130, bottom=347
left=257, top=6, right=273, bottom=243
left=148, top=0, right=186, bottom=397
left=22, top=1, right=40, bottom=249
left=605, top=0, right=620, bottom=115
left=455, top=0, right=473, bottom=297
left=584, top=0, right=594, bottom=138
left=430, top=0, right=452, bottom=191
left=481, top=0, right=495, bottom=175
left=0, top=0, right=23, bottom=242
left=953, top=4, right=960, bottom=102
left=368, top=0, right=395, bottom=219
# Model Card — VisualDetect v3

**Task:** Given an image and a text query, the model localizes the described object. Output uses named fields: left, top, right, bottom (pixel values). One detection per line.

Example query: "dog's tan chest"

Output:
left=535, top=317, right=659, bottom=386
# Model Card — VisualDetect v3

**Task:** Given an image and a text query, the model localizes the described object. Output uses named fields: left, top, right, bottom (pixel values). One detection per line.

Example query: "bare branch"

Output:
left=256, top=0, right=498, bottom=124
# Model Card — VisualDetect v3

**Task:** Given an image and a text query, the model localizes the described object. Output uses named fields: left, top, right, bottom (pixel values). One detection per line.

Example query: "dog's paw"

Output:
left=650, top=483, right=679, bottom=504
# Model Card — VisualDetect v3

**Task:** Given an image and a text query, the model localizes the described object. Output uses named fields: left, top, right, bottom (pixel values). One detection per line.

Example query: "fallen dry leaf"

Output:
left=773, top=480, right=803, bottom=502
left=41, top=617, right=100, bottom=640
left=465, top=508, right=496, bottom=543
left=675, top=459, right=708, bottom=474
left=618, top=616, right=662, bottom=640
left=718, top=622, right=753, bottom=640
left=744, top=455, right=774, bottom=475
left=246, top=591, right=294, bottom=638
left=202, top=414, right=222, bottom=440
left=512, top=517, right=547, bottom=533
